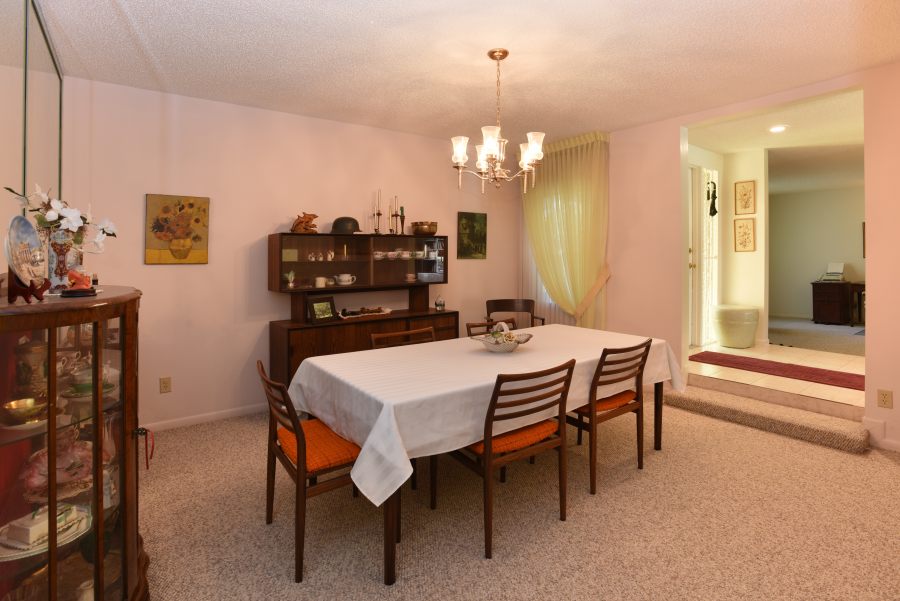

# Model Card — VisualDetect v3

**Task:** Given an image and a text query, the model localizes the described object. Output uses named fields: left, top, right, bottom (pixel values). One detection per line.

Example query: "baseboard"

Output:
left=142, top=403, right=267, bottom=432
left=862, top=417, right=900, bottom=452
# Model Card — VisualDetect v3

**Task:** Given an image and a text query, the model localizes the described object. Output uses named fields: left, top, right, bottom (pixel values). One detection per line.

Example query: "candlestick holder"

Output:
left=399, top=215, right=405, bottom=235
left=390, top=212, right=401, bottom=235
left=373, top=210, right=382, bottom=234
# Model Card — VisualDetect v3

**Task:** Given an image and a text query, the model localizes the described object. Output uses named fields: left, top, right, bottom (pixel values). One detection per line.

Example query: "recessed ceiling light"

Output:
left=769, top=124, right=788, bottom=133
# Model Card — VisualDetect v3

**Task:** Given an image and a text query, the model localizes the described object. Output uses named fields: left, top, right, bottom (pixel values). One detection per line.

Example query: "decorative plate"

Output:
left=0, top=506, right=91, bottom=562
left=4, top=216, right=46, bottom=286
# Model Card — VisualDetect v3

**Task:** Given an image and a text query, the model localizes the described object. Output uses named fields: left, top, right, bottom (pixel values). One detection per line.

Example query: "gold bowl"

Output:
left=411, top=221, right=438, bottom=235
left=3, top=398, right=49, bottom=424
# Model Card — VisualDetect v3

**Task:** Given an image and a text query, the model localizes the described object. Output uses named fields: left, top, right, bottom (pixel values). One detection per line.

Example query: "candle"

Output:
left=343, top=244, right=347, bottom=258
left=377, top=189, right=381, bottom=213
left=400, top=205, right=404, bottom=216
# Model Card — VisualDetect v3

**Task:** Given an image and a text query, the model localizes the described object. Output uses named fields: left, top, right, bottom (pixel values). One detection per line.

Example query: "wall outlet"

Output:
left=877, top=389, right=893, bottom=409
left=159, top=377, right=172, bottom=394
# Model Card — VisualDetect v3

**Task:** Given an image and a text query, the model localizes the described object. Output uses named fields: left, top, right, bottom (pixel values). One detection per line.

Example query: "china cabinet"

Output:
left=267, top=233, right=458, bottom=385
left=0, top=287, right=147, bottom=601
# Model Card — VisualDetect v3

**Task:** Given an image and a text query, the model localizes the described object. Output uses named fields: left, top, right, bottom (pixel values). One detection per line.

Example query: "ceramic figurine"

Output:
left=290, top=212, right=318, bottom=233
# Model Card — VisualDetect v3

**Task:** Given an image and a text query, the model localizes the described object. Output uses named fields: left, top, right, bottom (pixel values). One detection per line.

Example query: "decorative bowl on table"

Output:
left=470, top=322, right=533, bottom=353
left=411, top=221, right=438, bottom=235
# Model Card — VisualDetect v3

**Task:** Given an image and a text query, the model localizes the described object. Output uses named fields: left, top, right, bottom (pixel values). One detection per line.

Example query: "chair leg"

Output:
left=352, top=484, right=359, bottom=498
left=396, top=488, right=401, bottom=543
left=295, top=478, right=306, bottom=582
left=558, top=441, right=567, bottom=522
left=429, top=455, right=438, bottom=510
left=499, top=466, right=507, bottom=483
left=411, top=458, right=418, bottom=490
left=577, top=414, right=584, bottom=445
left=265, top=443, right=276, bottom=524
left=589, top=416, right=598, bottom=495
left=529, top=455, right=535, bottom=465
left=483, top=463, right=494, bottom=559
left=636, top=405, right=644, bottom=470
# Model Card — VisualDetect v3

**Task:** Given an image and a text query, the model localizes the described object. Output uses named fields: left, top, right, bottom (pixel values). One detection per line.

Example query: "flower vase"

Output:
left=168, top=237, right=193, bottom=260
left=48, top=229, right=79, bottom=292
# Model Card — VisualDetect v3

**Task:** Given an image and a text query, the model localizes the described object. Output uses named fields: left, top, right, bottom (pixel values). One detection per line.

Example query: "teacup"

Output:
left=335, top=274, right=357, bottom=285
left=400, top=251, right=412, bottom=259
left=386, top=251, right=399, bottom=260
left=373, top=251, right=385, bottom=260
left=71, top=368, right=94, bottom=393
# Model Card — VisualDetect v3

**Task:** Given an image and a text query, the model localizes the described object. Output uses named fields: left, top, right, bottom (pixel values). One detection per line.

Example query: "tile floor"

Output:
left=687, top=342, right=865, bottom=407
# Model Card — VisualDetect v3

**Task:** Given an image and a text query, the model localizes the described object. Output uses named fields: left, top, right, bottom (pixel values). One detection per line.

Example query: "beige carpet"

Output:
left=665, top=386, right=869, bottom=453
left=768, top=318, right=865, bottom=356
left=140, top=410, right=900, bottom=601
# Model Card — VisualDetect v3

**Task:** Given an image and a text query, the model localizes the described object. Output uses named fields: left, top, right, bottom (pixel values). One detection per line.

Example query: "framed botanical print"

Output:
left=306, top=296, right=338, bottom=323
left=734, top=180, right=755, bottom=215
left=734, top=218, right=756, bottom=252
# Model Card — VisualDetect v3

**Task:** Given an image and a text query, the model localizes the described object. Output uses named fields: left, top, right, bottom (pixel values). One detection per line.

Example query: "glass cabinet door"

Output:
left=0, top=317, right=126, bottom=600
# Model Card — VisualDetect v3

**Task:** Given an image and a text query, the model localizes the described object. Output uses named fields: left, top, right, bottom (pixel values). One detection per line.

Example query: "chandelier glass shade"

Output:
left=451, top=49, right=545, bottom=194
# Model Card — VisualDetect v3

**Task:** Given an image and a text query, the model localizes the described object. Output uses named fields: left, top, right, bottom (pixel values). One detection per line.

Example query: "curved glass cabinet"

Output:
left=0, top=287, right=146, bottom=600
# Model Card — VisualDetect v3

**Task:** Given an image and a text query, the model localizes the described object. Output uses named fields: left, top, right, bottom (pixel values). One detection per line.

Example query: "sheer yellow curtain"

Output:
left=523, top=132, right=609, bottom=329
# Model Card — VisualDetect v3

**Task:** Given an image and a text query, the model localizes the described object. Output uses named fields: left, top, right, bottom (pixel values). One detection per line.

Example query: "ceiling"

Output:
left=768, top=145, right=864, bottom=195
left=34, top=0, right=900, bottom=146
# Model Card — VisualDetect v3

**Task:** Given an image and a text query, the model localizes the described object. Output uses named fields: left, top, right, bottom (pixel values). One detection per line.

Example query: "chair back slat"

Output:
left=257, top=360, right=306, bottom=462
left=591, top=339, right=652, bottom=400
left=465, top=318, right=517, bottom=336
left=370, top=326, right=436, bottom=349
left=484, top=359, right=576, bottom=443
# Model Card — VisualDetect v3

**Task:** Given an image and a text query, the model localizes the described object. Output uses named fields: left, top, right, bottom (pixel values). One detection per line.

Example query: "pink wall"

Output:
left=62, top=78, right=521, bottom=429
left=608, top=62, right=900, bottom=450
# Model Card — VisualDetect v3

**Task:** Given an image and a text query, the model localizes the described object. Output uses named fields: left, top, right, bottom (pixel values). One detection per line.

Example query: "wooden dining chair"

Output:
left=485, top=298, right=546, bottom=327
left=369, top=326, right=436, bottom=491
left=465, top=318, right=517, bottom=336
left=449, top=359, right=576, bottom=558
left=370, top=326, right=435, bottom=349
left=565, top=338, right=652, bottom=494
left=257, top=360, right=362, bottom=582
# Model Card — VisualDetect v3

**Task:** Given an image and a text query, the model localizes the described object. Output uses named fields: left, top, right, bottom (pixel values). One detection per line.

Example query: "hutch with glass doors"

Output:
left=0, top=287, right=147, bottom=601
left=267, top=233, right=458, bottom=385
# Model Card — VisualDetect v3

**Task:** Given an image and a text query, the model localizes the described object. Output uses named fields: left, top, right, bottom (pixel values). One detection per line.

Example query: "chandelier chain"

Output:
left=495, top=58, right=501, bottom=128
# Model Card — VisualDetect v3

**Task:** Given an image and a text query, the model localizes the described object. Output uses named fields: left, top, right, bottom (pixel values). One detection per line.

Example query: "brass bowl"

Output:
left=3, top=397, right=49, bottom=424
left=411, top=221, right=438, bottom=235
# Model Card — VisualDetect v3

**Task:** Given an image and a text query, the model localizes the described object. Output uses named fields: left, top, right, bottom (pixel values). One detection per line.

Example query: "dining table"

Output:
left=289, top=323, right=685, bottom=584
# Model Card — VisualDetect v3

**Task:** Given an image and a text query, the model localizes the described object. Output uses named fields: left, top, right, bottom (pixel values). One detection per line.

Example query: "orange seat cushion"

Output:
left=574, top=390, right=637, bottom=415
left=277, top=420, right=361, bottom=474
left=469, top=420, right=558, bottom=455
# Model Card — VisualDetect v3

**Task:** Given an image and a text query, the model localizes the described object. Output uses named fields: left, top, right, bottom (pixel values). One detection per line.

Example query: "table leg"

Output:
left=383, top=489, right=399, bottom=585
left=654, top=382, right=663, bottom=451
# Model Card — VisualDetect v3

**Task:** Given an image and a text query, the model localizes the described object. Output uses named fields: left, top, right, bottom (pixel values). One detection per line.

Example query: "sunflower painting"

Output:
left=145, top=194, right=210, bottom=264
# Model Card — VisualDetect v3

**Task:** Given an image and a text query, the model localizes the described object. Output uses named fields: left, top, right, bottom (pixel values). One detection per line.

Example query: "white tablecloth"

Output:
left=289, top=324, right=684, bottom=506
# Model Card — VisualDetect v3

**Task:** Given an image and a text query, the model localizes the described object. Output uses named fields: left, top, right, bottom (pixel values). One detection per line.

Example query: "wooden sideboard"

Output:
left=267, top=232, right=458, bottom=385
left=269, top=309, right=459, bottom=385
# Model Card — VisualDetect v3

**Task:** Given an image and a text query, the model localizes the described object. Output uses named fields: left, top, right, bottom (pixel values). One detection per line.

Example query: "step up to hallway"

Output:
left=665, top=385, right=869, bottom=453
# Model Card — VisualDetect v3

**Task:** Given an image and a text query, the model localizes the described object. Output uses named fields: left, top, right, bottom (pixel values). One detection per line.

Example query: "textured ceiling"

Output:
left=37, top=0, right=900, bottom=145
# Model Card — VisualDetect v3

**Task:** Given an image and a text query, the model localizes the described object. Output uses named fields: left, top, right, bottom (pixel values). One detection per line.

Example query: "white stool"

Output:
left=714, top=305, right=759, bottom=349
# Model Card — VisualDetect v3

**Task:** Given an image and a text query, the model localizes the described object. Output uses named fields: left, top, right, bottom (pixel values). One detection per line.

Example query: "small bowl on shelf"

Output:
left=411, top=221, right=438, bottom=235
left=3, top=398, right=49, bottom=424
left=400, top=251, right=412, bottom=259
left=386, top=251, right=400, bottom=260
left=373, top=251, right=385, bottom=260
left=413, top=250, right=425, bottom=259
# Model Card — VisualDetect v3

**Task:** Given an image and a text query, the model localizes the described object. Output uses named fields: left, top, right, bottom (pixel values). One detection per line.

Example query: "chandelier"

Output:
left=450, top=48, right=545, bottom=194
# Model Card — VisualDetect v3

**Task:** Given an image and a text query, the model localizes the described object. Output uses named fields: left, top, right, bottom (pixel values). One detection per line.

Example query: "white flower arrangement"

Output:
left=5, top=184, right=117, bottom=252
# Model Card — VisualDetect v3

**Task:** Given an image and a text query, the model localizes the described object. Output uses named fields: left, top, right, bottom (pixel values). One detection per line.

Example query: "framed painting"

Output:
left=734, top=218, right=756, bottom=252
left=734, top=180, right=755, bottom=215
left=306, top=295, right=338, bottom=323
left=145, top=194, right=210, bottom=264
left=457, top=212, right=487, bottom=259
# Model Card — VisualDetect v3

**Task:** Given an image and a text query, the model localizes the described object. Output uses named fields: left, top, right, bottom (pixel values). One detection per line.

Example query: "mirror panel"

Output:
left=24, top=0, right=61, bottom=200
left=0, top=0, right=25, bottom=228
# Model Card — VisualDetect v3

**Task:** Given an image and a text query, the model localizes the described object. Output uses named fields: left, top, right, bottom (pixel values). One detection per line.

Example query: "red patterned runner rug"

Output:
left=689, top=351, right=864, bottom=391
